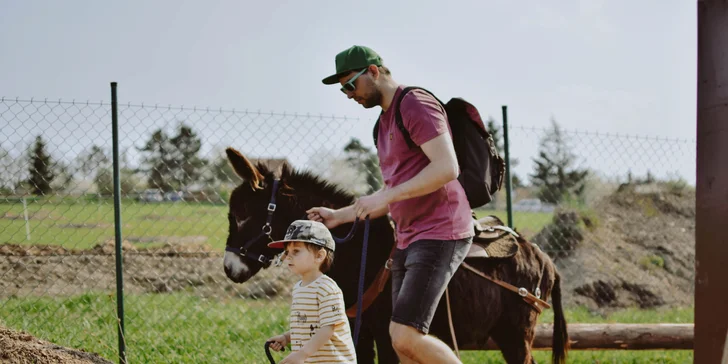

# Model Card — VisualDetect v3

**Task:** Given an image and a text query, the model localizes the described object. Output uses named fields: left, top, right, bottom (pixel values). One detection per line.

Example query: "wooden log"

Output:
left=459, top=323, right=694, bottom=351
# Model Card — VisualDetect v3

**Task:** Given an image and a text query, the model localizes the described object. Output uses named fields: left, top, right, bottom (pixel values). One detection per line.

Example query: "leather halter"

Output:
left=224, top=179, right=281, bottom=266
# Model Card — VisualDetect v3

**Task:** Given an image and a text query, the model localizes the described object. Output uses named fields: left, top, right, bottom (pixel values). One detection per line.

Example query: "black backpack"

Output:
left=372, top=86, right=505, bottom=208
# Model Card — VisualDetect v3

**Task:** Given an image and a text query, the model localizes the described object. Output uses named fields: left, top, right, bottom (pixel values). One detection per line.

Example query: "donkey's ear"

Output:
left=280, top=162, right=293, bottom=178
left=225, top=147, right=264, bottom=190
left=279, top=163, right=296, bottom=196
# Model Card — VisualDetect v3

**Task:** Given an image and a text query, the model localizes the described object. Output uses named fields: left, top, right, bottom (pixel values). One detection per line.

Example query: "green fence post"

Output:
left=502, top=105, right=513, bottom=229
left=110, top=82, right=127, bottom=364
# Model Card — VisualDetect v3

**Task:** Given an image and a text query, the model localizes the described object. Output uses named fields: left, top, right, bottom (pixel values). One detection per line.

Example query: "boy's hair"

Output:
left=284, top=241, right=335, bottom=273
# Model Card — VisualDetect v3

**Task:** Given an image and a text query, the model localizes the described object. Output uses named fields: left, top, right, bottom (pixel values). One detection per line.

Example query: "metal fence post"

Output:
left=502, top=105, right=513, bottom=228
left=110, top=82, right=127, bottom=364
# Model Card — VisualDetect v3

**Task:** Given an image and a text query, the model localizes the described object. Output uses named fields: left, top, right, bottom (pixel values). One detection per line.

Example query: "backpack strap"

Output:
left=392, top=86, right=418, bottom=149
left=373, top=86, right=444, bottom=149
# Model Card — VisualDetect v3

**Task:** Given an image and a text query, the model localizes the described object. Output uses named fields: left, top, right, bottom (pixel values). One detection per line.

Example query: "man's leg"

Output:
left=388, top=238, right=471, bottom=364
left=390, top=321, right=459, bottom=363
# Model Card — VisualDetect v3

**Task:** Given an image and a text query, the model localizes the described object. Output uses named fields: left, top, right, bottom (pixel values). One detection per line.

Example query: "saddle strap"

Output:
left=460, top=262, right=551, bottom=313
left=446, top=287, right=460, bottom=359
left=346, top=244, right=397, bottom=318
left=490, top=225, right=519, bottom=238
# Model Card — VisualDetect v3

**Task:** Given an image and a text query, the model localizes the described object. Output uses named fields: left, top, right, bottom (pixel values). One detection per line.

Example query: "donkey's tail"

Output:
left=551, top=271, right=569, bottom=364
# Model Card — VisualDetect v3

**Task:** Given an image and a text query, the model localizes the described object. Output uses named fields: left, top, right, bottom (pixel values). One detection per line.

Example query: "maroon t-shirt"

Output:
left=377, top=85, right=474, bottom=249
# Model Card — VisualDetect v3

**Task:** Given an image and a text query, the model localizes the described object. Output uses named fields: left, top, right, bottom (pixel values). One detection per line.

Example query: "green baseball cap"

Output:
left=321, top=45, right=383, bottom=85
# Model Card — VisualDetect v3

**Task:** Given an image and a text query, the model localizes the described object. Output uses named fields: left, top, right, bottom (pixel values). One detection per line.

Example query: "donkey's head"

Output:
left=222, top=147, right=354, bottom=283
left=223, top=147, right=297, bottom=283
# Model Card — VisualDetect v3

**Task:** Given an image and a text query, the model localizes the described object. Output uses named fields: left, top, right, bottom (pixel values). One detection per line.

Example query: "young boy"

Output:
left=266, top=220, right=357, bottom=364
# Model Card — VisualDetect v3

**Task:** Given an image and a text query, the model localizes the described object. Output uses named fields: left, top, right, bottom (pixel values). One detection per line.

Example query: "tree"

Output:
left=50, top=160, right=74, bottom=193
left=343, top=138, right=383, bottom=195
left=529, top=118, right=588, bottom=204
left=0, top=147, right=18, bottom=193
left=118, top=147, right=140, bottom=195
left=138, top=129, right=172, bottom=191
left=27, top=135, right=55, bottom=196
left=137, top=124, right=207, bottom=192
left=169, top=125, right=207, bottom=188
left=76, top=145, right=110, bottom=178
left=94, top=169, right=113, bottom=196
left=486, top=116, right=522, bottom=188
left=73, top=145, right=111, bottom=195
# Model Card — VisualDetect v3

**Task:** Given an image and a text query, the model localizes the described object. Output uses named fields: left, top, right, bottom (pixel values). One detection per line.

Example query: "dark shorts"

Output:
left=390, top=237, right=472, bottom=334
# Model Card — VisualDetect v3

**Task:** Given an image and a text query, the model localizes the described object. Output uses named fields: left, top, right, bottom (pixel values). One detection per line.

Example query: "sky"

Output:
left=0, top=0, right=698, bottom=186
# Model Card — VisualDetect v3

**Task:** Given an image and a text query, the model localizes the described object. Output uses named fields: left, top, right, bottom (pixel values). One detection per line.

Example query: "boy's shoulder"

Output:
left=312, top=274, right=342, bottom=294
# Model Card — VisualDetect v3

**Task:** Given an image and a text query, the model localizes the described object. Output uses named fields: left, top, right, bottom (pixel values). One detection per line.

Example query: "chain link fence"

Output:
left=0, top=96, right=695, bottom=363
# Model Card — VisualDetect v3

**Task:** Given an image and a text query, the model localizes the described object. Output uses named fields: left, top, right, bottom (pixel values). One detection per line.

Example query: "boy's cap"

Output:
left=321, top=45, right=383, bottom=85
left=268, top=220, right=336, bottom=251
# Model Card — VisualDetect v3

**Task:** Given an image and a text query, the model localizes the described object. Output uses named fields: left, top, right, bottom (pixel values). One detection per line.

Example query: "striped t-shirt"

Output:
left=289, top=274, right=357, bottom=363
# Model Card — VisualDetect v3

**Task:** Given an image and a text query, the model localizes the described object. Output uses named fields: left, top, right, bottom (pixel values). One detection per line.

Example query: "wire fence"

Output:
left=0, top=95, right=696, bottom=363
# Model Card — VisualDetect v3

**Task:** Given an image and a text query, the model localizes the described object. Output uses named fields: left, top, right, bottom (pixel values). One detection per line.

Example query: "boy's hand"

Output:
left=266, top=334, right=287, bottom=352
left=279, top=350, right=307, bottom=364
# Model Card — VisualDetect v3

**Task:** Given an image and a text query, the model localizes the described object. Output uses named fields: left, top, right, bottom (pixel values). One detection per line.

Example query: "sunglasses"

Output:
left=340, top=68, right=368, bottom=94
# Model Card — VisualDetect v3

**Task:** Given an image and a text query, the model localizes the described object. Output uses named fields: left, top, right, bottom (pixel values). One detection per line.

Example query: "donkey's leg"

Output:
left=489, top=320, right=535, bottom=364
left=353, top=324, right=376, bottom=364
left=373, top=320, right=398, bottom=363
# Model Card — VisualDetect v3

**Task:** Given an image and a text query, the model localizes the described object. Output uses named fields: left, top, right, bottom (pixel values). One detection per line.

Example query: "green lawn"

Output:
left=0, top=198, right=229, bottom=250
left=0, top=292, right=693, bottom=363
left=1, top=292, right=290, bottom=364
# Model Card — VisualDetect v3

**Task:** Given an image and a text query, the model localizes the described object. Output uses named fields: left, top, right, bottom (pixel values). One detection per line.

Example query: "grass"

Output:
left=0, top=198, right=229, bottom=250
left=0, top=292, right=290, bottom=364
left=0, top=292, right=693, bottom=364
left=1, top=199, right=555, bottom=251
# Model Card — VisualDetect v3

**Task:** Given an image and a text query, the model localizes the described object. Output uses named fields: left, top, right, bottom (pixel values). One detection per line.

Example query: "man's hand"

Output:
left=307, top=188, right=392, bottom=227
left=306, top=207, right=343, bottom=229
left=353, top=189, right=393, bottom=219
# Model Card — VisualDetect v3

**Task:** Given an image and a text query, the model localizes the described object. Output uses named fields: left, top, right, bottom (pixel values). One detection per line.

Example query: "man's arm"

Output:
left=348, top=133, right=458, bottom=219
left=307, top=187, right=390, bottom=228
left=385, top=132, right=459, bottom=203
left=340, top=187, right=391, bottom=220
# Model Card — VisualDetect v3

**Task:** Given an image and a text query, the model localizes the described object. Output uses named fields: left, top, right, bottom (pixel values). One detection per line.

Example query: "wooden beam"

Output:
left=459, top=324, right=694, bottom=351
left=697, top=0, right=728, bottom=363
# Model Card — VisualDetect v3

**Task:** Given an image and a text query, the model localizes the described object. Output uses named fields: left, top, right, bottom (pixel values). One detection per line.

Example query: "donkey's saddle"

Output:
left=467, top=215, right=520, bottom=259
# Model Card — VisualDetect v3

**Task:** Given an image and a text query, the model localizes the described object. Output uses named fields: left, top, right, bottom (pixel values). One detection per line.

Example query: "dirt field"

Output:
left=0, top=326, right=111, bottom=364
left=0, top=240, right=294, bottom=299
left=534, top=183, right=696, bottom=310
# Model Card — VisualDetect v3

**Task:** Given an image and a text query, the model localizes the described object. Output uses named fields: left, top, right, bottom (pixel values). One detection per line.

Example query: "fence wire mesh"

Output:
left=0, top=96, right=695, bottom=363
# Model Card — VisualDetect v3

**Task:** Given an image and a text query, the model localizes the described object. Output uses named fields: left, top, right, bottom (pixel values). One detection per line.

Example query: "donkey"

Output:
left=222, top=147, right=568, bottom=364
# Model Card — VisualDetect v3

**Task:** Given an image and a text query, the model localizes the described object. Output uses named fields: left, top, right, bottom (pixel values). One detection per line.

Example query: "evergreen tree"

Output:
left=28, top=135, right=55, bottom=195
left=138, top=129, right=173, bottom=191
left=138, top=124, right=207, bottom=192
left=529, top=118, right=588, bottom=204
left=343, top=138, right=383, bottom=194
left=169, top=125, right=207, bottom=188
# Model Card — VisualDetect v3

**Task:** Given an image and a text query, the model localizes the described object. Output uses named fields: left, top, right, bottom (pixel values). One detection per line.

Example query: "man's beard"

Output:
left=360, top=89, right=382, bottom=109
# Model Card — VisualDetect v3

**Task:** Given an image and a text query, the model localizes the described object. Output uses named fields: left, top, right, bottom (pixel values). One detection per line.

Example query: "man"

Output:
left=306, top=45, right=473, bottom=363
